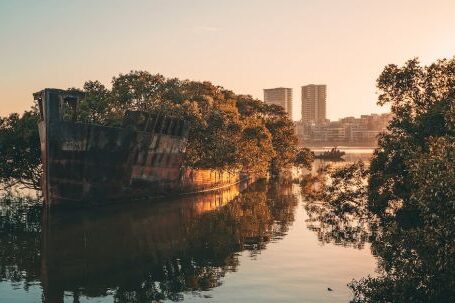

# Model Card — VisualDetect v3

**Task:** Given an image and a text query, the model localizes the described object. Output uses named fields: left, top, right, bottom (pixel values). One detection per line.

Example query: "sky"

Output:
left=1, top=0, right=455, bottom=121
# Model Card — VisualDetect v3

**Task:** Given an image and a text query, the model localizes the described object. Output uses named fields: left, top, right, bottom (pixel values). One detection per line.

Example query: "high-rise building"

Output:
left=263, top=87, right=293, bottom=118
left=301, top=84, right=326, bottom=124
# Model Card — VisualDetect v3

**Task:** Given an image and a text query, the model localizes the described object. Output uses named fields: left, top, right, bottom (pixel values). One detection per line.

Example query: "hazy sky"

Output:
left=1, top=0, right=455, bottom=121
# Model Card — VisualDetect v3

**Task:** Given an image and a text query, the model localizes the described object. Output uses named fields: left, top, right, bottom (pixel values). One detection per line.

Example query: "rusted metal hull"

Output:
left=35, top=88, right=245, bottom=208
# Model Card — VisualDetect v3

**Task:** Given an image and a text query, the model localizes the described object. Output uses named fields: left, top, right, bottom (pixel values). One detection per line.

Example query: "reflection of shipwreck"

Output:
left=38, top=181, right=296, bottom=303
left=41, top=184, right=244, bottom=303
left=34, top=89, right=245, bottom=207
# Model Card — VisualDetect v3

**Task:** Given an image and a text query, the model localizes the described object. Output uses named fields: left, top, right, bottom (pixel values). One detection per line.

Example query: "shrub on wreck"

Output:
left=0, top=71, right=302, bottom=190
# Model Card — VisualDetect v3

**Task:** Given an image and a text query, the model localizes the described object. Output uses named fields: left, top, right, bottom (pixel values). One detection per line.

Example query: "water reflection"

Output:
left=0, top=181, right=298, bottom=302
left=301, top=160, right=374, bottom=249
left=301, top=157, right=455, bottom=302
left=0, top=196, right=41, bottom=289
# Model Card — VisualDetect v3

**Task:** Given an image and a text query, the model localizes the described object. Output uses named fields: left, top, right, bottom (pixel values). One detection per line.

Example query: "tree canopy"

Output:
left=0, top=71, right=305, bottom=190
left=0, top=110, right=41, bottom=190
left=301, top=57, right=455, bottom=302
left=77, top=71, right=299, bottom=175
left=350, top=57, right=455, bottom=303
left=302, top=57, right=455, bottom=303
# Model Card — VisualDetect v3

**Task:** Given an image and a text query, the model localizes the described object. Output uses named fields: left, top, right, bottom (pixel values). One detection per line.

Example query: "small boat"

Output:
left=315, top=147, right=346, bottom=161
left=35, top=89, right=247, bottom=208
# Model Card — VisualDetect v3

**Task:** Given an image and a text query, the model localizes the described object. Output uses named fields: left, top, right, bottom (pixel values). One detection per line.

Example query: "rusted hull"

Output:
left=35, top=88, right=245, bottom=208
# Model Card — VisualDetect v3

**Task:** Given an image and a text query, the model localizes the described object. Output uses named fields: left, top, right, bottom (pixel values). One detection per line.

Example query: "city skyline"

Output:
left=295, top=112, right=392, bottom=147
left=2, top=1, right=455, bottom=121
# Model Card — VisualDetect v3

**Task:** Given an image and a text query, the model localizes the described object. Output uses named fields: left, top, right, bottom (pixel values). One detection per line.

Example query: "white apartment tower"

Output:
left=301, top=84, right=326, bottom=124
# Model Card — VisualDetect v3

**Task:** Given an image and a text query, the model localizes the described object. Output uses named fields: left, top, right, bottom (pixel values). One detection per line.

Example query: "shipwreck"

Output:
left=35, top=88, right=246, bottom=208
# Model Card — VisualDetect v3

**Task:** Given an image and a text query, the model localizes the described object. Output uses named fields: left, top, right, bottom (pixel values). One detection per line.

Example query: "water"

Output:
left=0, top=159, right=377, bottom=303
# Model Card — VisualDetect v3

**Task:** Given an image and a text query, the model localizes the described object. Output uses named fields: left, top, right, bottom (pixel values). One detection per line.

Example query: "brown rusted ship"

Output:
left=35, top=89, right=245, bottom=208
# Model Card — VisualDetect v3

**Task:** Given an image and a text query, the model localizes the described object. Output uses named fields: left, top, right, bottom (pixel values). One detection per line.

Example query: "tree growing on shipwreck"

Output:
left=0, top=71, right=303, bottom=191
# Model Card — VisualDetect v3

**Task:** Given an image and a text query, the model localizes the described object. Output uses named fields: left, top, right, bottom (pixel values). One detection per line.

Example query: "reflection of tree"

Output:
left=350, top=221, right=440, bottom=303
left=301, top=151, right=455, bottom=302
left=0, top=195, right=41, bottom=289
left=349, top=139, right=455, bottom=303
left=301, top=162, right=374, bottom=249
left=0, top=181, right=298, bottom=302
left=111, top=182, right=298, bottom=302
left=267, top=182, right=299, bottom=241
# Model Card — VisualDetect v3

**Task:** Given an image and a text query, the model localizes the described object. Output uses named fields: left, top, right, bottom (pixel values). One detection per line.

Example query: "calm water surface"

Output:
left=0, top=157, right=377, bottom=303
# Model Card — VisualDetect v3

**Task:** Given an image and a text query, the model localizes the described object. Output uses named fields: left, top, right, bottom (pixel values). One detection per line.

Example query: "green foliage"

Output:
left=239, top=117, right=275, bottom=176
left=78, top=81, right=112, bottom=124
left=111, top=71, right=166, bottom=112
left=294, top=147, right=314, bottom=169
left=0, top=71, right=306, bottom=189
left=237, top=96, right=299, bottom=175
left=350, top=57, right=455, bottom=302
left=298, top=57, right=455, bottom=302
left=0, top=110, right=41, bottom=190
left=77, top=71, right=300, bottom=174
left=369, top=58, right=455, bottom=216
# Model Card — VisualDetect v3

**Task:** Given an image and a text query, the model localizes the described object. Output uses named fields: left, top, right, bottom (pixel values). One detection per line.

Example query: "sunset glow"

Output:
left=1, top=0, right=455, bottom=120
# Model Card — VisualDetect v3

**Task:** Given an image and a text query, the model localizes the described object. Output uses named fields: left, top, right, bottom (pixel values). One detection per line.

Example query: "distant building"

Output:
left=301, top=84, right=326, bottom=124
left=263, top=87, right=293, bottom=118
left=295, top=112, right=392, bottom=147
